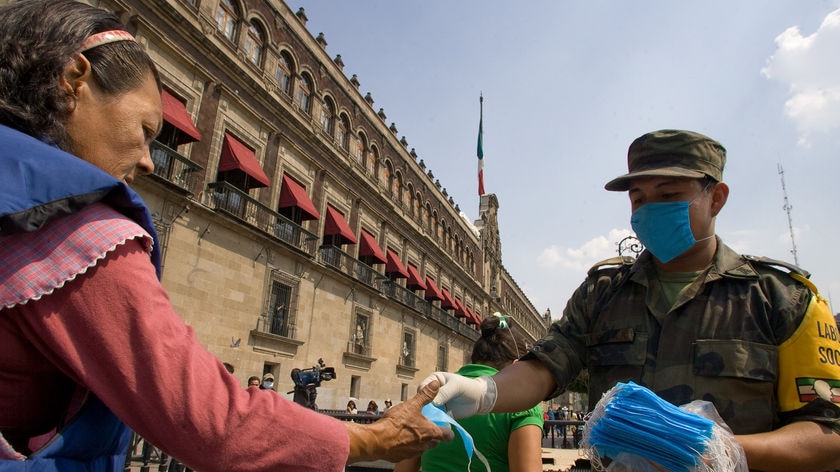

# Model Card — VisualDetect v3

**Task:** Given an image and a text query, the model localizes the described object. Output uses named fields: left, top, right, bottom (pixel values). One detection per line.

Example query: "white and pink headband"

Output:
left=79, top=30, right=136, bottom=52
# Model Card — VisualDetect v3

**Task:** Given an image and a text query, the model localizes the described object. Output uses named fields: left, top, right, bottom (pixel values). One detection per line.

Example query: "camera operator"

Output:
left=290, top=359, right=336, bottom=410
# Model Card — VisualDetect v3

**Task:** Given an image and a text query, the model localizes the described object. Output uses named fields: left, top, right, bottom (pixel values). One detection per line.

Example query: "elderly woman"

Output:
left=0, top=1, right=450, bottom=471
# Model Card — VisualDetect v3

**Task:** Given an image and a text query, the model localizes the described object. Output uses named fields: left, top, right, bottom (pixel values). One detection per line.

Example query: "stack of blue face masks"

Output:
left=584, top=382, right=715, bottom=472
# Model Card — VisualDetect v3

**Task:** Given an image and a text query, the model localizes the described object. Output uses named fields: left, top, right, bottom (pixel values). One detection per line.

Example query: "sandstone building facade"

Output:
left=88, top=0, right=549, bottom=410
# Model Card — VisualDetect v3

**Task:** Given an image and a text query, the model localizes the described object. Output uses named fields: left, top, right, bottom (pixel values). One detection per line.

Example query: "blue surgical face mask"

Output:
left=630, top=200, right=711, bottom=263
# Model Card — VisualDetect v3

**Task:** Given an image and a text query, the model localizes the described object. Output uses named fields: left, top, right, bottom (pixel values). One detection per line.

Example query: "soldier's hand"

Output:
left=420, top=372, right=497, bottom=419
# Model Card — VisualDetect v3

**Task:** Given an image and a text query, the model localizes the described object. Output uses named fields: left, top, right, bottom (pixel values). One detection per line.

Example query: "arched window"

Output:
left=275, top=51, right=293, bottom=95
left=320, top=97, right=335, bottom=136
left=244, top=20, right=264, bottom=65
left=354, top=131, right=367, bottom=164
left=296, top=73, right=313, bottom=114
left=407, top=183, right=416, bottom=216
left=394, top=172, right=404, bottom=203
left=383, top=160, right=393, bottom=191
left=367, top=146, right=378, bottom=177
left=215, top=0, right=238, bottom=40
left=415, top=191, right=422, bottom=219
left=336, top=113, right=350, bottom=151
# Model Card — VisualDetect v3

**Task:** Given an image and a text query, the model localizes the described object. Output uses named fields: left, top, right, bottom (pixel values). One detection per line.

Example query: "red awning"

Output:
left=359, top=229, right=386, bottom=264
left=219, top=133, right=270, bottom=188
left=279, top=174, right=319, bottom=220
left=466, top=307, right=481, bottom=325
left=161, top=89, right=201, bottom=144
left=406, top=264, right=427, bottom=290
left=385, top=249, right=410, bottom=278
left=424, top=277, right=444, bottom=301
left=323, top=205, right=357, bottom=245
left=440, top=288, right=457, bottom=310
left=453, top=297, right=467, bottom=318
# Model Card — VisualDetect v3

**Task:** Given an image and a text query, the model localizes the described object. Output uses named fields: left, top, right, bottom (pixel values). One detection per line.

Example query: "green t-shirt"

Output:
left=420, top=364, right=544, bottom=472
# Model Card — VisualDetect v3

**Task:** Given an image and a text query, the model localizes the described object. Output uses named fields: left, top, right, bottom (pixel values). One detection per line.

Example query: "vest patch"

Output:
left=796, top=377, right=840, bottom=403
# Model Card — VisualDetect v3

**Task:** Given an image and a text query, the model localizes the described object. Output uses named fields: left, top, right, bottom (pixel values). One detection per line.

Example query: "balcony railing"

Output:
left=205, top=182, right=318, bottom=257
left=255, top=313, right=295, bottom=339
left=382, top=280, right=426, bottom=312
left=346, top=340, right=370, bottom=357
left=319, top=245, right=385, bottom=289
left=317, top=246, right=478, bottom=341
left=150, top=140, right=203, bottom=191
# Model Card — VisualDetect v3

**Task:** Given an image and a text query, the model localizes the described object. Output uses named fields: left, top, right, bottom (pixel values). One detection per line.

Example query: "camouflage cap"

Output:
left=604, top=129, right=726, bottom=191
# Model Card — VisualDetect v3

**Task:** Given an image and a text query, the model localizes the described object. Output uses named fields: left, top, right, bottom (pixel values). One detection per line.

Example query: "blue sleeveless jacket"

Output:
left=0, top=124, right=162, bottom=471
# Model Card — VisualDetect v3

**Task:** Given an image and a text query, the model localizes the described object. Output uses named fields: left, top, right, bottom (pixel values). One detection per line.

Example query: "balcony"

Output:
left=206, top=182, right=318, bottom=257
left=381, top=280, right=425, bottom=312
left=150, top=141, right=203, bottom=191
left=318, top=247, right=479, bottom=342
left=384, top=281, right=480, bottom=342
left=250, top=312, right=304, bottom=357
left=319, top=245, right=385, bottom=289
left=424, top=303, right=479, bottom=341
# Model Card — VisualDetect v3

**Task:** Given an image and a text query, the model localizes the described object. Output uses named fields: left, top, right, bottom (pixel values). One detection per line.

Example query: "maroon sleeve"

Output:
left=12, top=240, right=350, bottom=471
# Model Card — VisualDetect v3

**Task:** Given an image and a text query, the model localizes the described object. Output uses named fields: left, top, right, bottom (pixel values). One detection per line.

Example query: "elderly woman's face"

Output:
left=64, top=66, right=162, bottom=184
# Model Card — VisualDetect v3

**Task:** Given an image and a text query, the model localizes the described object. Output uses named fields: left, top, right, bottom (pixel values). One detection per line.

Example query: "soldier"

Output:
left=425, top=129, right=840, bottom=471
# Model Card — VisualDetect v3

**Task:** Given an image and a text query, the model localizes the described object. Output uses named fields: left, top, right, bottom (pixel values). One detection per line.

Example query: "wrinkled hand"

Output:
left=419, top=372, right=497, bottom=419
left=345, top=380, right=454, bottom=464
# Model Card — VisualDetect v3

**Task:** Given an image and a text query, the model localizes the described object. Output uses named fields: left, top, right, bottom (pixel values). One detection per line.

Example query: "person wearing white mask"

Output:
left=260, top=373, right=276, bottom=391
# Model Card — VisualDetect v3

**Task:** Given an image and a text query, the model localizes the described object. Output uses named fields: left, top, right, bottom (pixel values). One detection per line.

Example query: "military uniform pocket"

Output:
left=693, top=339, right=778, bottom=381
left=586, top=328, right=648, bottom=367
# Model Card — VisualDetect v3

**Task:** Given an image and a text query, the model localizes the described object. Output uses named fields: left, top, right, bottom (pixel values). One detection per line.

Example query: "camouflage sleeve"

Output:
left=524, top=267, right=619, bottom=399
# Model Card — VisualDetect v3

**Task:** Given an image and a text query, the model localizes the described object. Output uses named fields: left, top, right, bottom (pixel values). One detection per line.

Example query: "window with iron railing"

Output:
left=319, top=245, right=384, bottom=289
left=206, top=182, right=318, bottom=256
left=257, top=270, right=300, bottom=339
left=150, top=141, right=202, bottom=191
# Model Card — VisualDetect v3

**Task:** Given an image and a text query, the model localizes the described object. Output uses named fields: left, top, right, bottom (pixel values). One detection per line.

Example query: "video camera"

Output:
left=291, top=358, right=335, bottom=388
left=290, top=359, right=335, bottom=410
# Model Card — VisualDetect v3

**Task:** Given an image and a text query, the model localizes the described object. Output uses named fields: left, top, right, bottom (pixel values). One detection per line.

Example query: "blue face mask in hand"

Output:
left=631, top=201, right=711, bottom=263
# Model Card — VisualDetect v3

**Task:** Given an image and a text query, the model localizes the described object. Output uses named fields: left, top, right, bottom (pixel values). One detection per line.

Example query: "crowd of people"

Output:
left=1, top=1, right=839, bottom=471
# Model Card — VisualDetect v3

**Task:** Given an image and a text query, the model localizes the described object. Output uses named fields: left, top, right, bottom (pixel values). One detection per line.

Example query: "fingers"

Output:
left=413, top=378, right=439, bottom=405
left=423, top=372, right=456, bottom=405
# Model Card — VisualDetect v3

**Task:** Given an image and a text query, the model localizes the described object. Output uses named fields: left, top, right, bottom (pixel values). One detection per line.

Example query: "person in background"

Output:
left=346, top=400, right=358, bottom=415
left=259, top=373, right=275, bottom=391
left=395, top=314, right=543, bottom=472
left=423, top=130, right=840, bottom=472
left=383, top=399, right=393, bottom=413
left=0, top=1, right=451, bottom=470
left=365, top=401, right=380, bottom=415
left=545, top=408, right=555, bottom=439
left=247, top=376, right=261, bottom=388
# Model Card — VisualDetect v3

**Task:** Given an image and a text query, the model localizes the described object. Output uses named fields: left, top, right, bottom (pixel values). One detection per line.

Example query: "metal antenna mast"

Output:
left=778, top=164, right=800, bottom=266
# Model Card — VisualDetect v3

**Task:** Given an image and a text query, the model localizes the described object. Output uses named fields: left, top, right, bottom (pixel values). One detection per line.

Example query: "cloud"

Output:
left=538, top=228, right=635, bottom=271
left=761, top=8, right=840, bottom=146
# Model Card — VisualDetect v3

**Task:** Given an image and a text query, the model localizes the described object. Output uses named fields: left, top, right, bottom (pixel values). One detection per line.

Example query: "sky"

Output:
left=289, top=0, right=840, bottom=320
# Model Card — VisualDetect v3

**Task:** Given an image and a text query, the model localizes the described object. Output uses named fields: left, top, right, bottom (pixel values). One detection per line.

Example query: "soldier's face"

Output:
left=628, top=177, right=715, bottom=240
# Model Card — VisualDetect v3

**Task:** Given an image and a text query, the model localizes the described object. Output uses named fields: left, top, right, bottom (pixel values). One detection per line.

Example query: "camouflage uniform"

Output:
left=527, top=239, right=840, bottom=435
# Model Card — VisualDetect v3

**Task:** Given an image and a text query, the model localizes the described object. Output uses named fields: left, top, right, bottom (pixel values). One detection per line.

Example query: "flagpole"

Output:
left=477, top=93, right=485, bottom=196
